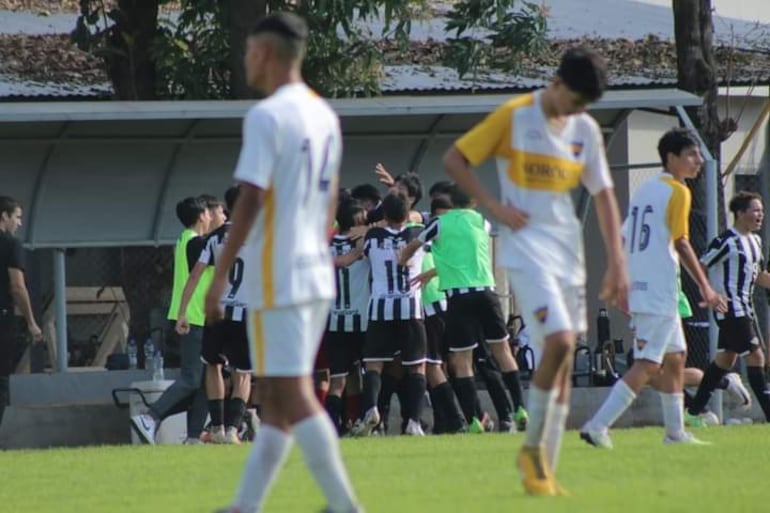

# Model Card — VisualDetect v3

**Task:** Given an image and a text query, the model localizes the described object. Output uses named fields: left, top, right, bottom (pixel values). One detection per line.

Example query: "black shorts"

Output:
left=717, top=316, right=760, bottom=356
left=323, top=330, right=364, bottom=377
left=202, top=320, right=252, bottom=372
left=424, top=312, right=446, bottom=364
left=446, top=291, right=508, bottom=352
left=364, top=319, right=427, bottom=365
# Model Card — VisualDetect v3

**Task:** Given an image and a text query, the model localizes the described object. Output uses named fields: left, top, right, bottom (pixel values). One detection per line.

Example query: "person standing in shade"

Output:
left=0, top=196, right=42, bottom=429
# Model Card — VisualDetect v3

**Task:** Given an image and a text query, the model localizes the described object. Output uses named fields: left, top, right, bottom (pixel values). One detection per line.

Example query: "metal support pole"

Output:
left=53, top=248, right=68, bottom=373
left=676, top=106, right=722, bottom=421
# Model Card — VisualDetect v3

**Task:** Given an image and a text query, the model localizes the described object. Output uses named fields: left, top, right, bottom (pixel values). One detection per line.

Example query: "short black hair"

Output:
left=351, top=183, right=381, bottom=205
left=176, top=197, right=207, bottom=228
left=198, top=194, right=223, bottom=212
left=448, top=183, right=473, bottom=208
left=657, top=128, right=699, bottom=167
left=250, top=12, right=308, bottom=61
left=729, top=191, right=762, bottom=216
left=430, top=197, right=453, bottom=215
left=0, top=196, right=19, bottom=218
left=428, top=180, right=453, bottom=199
left=382, top=193, right=409, bottom=224
left=557, top=47, right=607, bottom=103
left=338, top=187, right=352, bottom=204
left=224, top=186, right=240, bottom=214
left=336, top=199, right=367, bottom=233
left=394, top=172, right=423, bottom=208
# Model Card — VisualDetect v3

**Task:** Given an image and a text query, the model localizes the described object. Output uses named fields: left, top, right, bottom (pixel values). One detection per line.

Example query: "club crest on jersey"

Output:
left=570, top=141, right=584, bottom=158
left=534, top=306, right=548, bottom=324
left=636, top=338, right=647, bottom=351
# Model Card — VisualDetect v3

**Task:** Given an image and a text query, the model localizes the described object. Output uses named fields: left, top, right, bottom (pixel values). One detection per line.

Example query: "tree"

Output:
left=73, top=0, right=547, bottom=99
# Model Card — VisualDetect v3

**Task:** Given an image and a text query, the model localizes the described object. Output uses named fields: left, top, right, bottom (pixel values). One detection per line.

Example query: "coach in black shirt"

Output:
left=0, top=196, right=42, bottom=427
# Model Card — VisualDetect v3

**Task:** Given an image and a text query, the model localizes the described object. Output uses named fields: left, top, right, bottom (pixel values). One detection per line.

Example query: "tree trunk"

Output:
left=105, top=1, right=160, bottom=100
left=225, top=0, right=268, bottom=99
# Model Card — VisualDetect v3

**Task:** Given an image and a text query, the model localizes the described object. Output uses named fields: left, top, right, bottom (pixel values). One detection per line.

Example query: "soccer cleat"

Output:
left=480, top=412, right=495, bottom=432
left=517, top=446, right=556, bottom=496
left=468, top=416, right=485, bottom=434
left=684, top=411, right=708, bottom=428
left=131, top=413, right=157, bottom=445
left=701, top=411, right=720, bottom=426
left=579, top=426, right=613, bottom=449
left=210, top=426, right=227, bottom=444
left=663, top=431, right=711, bottom=445
left=725, top=372, right=752, bottom=409
left=514, top=406, right=529, bottom=432
left=224, top=427, right=242, bottom=444
left=350, top=407, right=380, bottom=437
left=405, top=419, right=426, bottom=436
left=499, top=417, right=516, bottom=433
left=183, top=437, right=205, bottom=445
left=553, top=482, right=572, bottom=497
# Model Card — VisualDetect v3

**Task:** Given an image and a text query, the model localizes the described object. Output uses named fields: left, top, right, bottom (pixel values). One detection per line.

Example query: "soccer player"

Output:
left=350, top=193, right=429, bottom=437
left=176, top=186, right=252, bottom=444
left=442, top=48, right=628, bottom=495
left=685, top=191, right=770, bottom=424
left=206, top=13, right=360, bottom=513
left=132, top=196, right=212, bottom=445
left=581, top=128, right=725, bottom=450
left=323, top=199, right=370, bottom=434
left=400, top=183, right=528, bottom=433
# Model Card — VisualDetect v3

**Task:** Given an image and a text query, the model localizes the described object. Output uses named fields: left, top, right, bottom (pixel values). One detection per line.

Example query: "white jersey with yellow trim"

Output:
left=233, top=83, right=341, bottom=310
left=455, top=90, right=612, bottom=286
left=623, top=172, right=691, bottom=315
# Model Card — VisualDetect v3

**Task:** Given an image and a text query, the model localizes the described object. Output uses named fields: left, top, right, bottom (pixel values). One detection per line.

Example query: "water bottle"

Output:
left=143, top=338, right=155, bottom=375
left=127, top=337, right=138, bottom=370
left=153, top=350, right=165, bottom=382
left=595, top=308, right=610, bottom=372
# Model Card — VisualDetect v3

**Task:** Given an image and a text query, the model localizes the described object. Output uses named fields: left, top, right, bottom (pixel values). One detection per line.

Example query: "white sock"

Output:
left=588, top=379, right=636, bottom=431
left=660, top=392, right=685, bottom=439
left=233, top=424, right=293, bottom=513
left=293, top=413, right=358, bottom=513
left=544, top=402, right=569, bottom=473
left=524, top=385, right=557, bottom=448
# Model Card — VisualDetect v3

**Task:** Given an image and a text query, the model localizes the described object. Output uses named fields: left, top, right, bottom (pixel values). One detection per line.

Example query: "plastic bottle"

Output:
left=143, top=338, right=155, bottom=375
left=595, top=308, right=610, bottom=373
left=153, top=350, right=164, bottom=382
left=127, top=337, right=138, bottom=370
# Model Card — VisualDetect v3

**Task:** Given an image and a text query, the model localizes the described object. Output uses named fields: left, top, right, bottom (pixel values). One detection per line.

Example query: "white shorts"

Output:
left=630, top=313, right=686, bottom=365
left=247, top=299, right=331, bottom=377
left=508, top=268, right=587, bottom=352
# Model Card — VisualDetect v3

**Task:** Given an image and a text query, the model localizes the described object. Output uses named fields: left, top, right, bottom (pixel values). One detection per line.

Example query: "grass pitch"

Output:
left=0, top=425, right=766, bottom=513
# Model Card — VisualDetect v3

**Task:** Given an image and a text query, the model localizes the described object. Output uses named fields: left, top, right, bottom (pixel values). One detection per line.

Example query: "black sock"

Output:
left=225, top=397, right=246, bottom=429
left=324, top=394, right=344, bottom=434
left=428, top=387, right=447, bottom=434
left=397, top=376, right=410, bottom=427
left=406, top=373, right=427, bottom=422
left=747, top=366, right=770, bottom=421
left=502, top=371, right=525, bottom=411
left=433, top=381, right=465, bottom=432
left=362, top=370, right=382, bottom=415
left=208, top=399, right=224, bottom=427
left=452, top=376, right=479, bottom=423
left=717, top=376, right=730, bottom=389
left=683, top=389, right=696, bottom=411
left=479, top=366, right=513, bottom=420
left=688, top=362, right=728, bottom=415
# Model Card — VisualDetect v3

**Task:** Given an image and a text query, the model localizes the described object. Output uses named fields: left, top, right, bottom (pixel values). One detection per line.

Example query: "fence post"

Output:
left=704, top=158, right=722, bottom=422
left=53, top=248, right=68, bottom=373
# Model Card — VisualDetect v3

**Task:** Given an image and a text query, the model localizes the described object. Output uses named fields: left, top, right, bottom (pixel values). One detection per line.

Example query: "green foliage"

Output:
left=444, top=0, right=548, bottom=80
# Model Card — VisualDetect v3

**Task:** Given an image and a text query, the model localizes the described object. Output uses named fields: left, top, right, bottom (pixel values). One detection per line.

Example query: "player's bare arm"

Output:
left=755, top=270, right=770, bottom=289
left=206, top=183, right=264, bottom=321
left=176, top=260, right=207, bottom=335
left=443, top=146, right=530, bottom=230
left=410, top=267, right=437, bottom=287
left=592, top=188, right=629, bottom=312
left=398, top=238, right=424, bottom=267
left=675, top=237, right=726, bottom=312
left=374, top=162, right=395, bottom=187
left=9, top=268, right=42, bottom=341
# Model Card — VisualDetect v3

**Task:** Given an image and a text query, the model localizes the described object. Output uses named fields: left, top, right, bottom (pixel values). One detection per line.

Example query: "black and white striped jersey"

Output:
left=199, top=223, right=248, bottom=322
left=364, top=225, right=424, bottom=321
left=701, top=227, right=764, bottom=319
left=328, top=234, right=370, bottom=332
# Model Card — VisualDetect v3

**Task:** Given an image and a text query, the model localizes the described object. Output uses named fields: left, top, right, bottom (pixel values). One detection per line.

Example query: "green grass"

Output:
left=0, top=425, right=766, bottom=512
